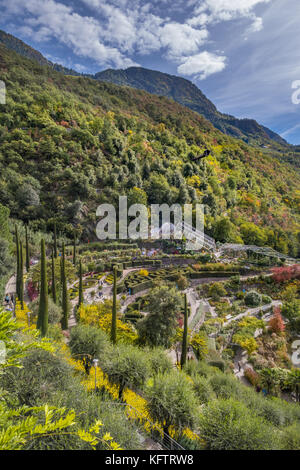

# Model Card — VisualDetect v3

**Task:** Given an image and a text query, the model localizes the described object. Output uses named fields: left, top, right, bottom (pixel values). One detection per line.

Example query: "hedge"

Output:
left=129, top=281, right=153, bottom=295
left=208, top=360, right=225, bottom=372
left=78, top=242, right=138, bottom=253
left=189, top=271, right=237, bottom=279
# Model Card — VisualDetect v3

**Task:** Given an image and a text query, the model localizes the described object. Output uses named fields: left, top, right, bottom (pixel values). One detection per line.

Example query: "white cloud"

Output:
left=159, top=23, right=208, bottom=59
left=246, top=16, right=263, bottom=33
left=135, top=14, right=164, bottom=54
left=0, top=0, right=273, bottom=80
left=281, top=123, right=300, bottom=138
left=194, top=0, right=272, bottom=17
left=188, top=0, right=272, bottom=31
left=0, top=0, right=138, bottom=68
left=178, top=51, right=226, bottom=79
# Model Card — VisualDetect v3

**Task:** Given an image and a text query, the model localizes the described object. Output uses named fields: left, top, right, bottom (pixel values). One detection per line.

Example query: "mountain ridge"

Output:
left=0, top=29, right=81, bottom=77
left=95, top=66, right=287, bottom=147
left=0, top=29, right=288, bottom=148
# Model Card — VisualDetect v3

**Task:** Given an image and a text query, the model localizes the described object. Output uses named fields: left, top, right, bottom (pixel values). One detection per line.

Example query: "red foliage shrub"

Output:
left=271, top=265, right=300, bottom=283
left=27, top=280, right=38, bottom=302
left=244, top=368, right=260, bottom=387
left=269, top=306, right=285, bottom=333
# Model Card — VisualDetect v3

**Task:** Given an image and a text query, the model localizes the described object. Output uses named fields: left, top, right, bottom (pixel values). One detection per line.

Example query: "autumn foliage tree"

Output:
left=269, top=306, right=285, bottom=333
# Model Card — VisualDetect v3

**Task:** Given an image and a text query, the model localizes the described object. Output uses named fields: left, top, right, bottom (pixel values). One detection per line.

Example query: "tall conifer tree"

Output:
left=15, top=226, right=20, bottom=300
left=111, top=266, right=117, bottom=344
left=25, top=225, right=30, bottom=272
left=37, top=239, right=48, bottom=337
left=61, top=242, right=69, bottom=330
left=19, top=241, right=24, bottom=310
left=53, top=222, right=58, bottom=259
left=73, top=233, right=76, bottom=266
left=180, top=293, right=188, bottom=368
left=51, top=248, right=57, bottom=304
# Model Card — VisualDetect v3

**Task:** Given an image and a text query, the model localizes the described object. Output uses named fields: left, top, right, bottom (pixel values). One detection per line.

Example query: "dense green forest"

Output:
left=0, top=43, right=299, bottom=256
left=96, top=66, right=288, bottom=146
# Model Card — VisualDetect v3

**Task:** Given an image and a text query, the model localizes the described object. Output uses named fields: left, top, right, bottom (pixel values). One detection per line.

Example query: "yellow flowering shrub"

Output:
left=139, top=269, right=149, bottom=277
left=186, top=175, right=201, bottom=188
left=15, top=299, right=35, bottom=330
left=78, top=303, right=138, bottom=344
left=68, top=356, right=201, bottom=444
left=234, top=336, right=258, bottom=355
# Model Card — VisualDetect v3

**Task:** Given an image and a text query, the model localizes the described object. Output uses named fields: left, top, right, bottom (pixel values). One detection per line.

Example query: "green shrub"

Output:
left=280, top=423, right=300, bottom=450
left=102, top=344, right=150, bottom=400
left=262, top=294, right=272, bottom=305
left=145, top=371, right=198, bottom=432
left=208, top=360, right=225, bottom=372
left=245, top=291, right=262, bottom=307
left=29, top=297, right=62, bottom=324
left=69, top=324, right=110, bottom=373
left=192, top=376, right=216, bottom=404
left=209, top=373, right=243, bottom=399
left=1, top=348, right=74, bottom=406
left=198, top=399, right=278, bottom=450
left=146, top=348, right=173, bottom=375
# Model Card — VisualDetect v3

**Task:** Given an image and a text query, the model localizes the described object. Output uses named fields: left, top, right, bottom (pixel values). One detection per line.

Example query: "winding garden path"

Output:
left=224, top=300, right=282, bottom=327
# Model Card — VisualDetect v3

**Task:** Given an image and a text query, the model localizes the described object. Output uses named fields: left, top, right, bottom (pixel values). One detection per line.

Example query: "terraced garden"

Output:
left=118, top=265, right=240, bottom=294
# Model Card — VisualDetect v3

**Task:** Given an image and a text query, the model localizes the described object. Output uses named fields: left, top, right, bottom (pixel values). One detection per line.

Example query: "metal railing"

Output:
left=219, top=243, right=297, bottom=261
left=101, top=401, right=185, bottom=451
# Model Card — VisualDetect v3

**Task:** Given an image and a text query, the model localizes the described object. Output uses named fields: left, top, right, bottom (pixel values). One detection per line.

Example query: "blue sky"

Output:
left=1, top=0, right=300, bottom=144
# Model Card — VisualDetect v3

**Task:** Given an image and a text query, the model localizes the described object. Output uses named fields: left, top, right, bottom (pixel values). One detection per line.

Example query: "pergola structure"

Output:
left=218, top=243, right=297, bottom=262
left=151, top=220, right=297, bottom=262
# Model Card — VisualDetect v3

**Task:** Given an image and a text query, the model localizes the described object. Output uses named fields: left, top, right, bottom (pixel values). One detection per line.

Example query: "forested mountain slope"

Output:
left=95, top=67, right=288, bottom=147
left=0, top=44, right=299, bottom=255
left=0, top=29, right=289, bottom=148
left=0, top=29, right=80, bottom=76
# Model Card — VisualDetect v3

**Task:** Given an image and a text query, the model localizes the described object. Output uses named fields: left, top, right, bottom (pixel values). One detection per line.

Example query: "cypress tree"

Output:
left=25, top=225, right=30, bottom=272
left=15, top=226, right=20, bottom=300
left=180, top=293, right=188, bottom=369
left=110, top=266, right=117, bottom=344
left=37, top=239, right=48, bottom=337
left=51, top=248, right=57, bottom=304
left=73, top=233, right=76, bottom=266
left=53, top=222, right=58, bottom=258
left=78, top=260, right=83, bottom=308
left=61, top=242, right=69, bottom=330
left=60, top=253, right=63, bottom=281
left=19, top=241, right=24, bottom=310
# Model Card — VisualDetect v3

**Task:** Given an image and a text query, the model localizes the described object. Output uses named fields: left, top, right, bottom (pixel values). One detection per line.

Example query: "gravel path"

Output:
left=224, top=300, right=282, bottom=326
